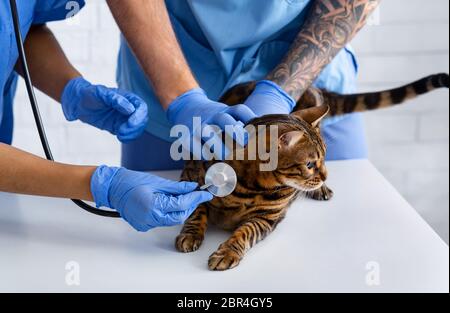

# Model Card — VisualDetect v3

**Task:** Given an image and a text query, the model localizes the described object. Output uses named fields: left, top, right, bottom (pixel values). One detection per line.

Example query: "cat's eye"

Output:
left=306, top=161, right=316, bottom=170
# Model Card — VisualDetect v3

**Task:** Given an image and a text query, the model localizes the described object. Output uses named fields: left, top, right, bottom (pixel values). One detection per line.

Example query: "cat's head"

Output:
left=277, top=105, right=329, bottom=192
left=239, top=105, right=329, bottom=192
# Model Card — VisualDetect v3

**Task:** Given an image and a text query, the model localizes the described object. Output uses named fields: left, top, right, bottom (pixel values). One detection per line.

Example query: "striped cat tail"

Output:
left=324, top=73, right=449, bottom=116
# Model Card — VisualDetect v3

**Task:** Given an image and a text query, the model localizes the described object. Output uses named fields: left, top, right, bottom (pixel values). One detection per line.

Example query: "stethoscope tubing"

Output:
left=9, top=0, right=120, bottom=218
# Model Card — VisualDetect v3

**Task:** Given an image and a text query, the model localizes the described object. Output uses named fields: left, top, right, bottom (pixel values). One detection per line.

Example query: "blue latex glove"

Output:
left=167, top=88, right=256, bottom=160
left=91, top=166, right=213, bottom=232
left=61, top=77, right=149, bottom=143
left=244, top=80, right=296, bottom=117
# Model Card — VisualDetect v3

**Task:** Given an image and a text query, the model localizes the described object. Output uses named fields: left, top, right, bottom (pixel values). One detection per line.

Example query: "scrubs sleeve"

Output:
left=33, top=0, right=85, bottom=24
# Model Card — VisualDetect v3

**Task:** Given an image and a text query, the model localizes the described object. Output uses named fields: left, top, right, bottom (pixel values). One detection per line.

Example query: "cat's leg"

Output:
left=208, top=218, right=276, bottom=271
left=175, top=205, right=208, bottom=253
left=308, top=184, right=334, bottom=201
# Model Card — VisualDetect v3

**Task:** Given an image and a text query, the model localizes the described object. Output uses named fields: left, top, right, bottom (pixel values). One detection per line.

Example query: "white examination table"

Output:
left=0, top=160, right=448, bottom=293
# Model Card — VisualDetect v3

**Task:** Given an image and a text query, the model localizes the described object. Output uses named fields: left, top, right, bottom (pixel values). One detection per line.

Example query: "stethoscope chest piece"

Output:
left=201, top=163, right=237, bottom=198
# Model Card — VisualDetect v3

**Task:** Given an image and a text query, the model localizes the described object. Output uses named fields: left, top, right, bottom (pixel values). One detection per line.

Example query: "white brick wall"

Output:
left=11, top=1, right=449, bottom=242
left=352, top=0, right=449, bottom=243
left=13, top=0, right=121, bottom=167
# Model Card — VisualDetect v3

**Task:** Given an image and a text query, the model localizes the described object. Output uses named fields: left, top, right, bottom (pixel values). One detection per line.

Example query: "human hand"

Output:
left=244, top=80, right=296, bottom=117
left=61, top=77, right=149, bottom=143
left=90, top=166, right=213, bottom=232
left=166, top=88, right=256, bottom=159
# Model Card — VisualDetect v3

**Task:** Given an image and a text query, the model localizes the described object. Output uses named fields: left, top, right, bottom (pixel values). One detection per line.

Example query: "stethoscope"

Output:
left=8, top=0, right=237, bottom=218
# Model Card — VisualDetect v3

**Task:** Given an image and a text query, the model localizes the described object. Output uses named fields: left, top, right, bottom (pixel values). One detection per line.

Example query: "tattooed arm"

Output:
left=267, top=0, right=380, bottom=101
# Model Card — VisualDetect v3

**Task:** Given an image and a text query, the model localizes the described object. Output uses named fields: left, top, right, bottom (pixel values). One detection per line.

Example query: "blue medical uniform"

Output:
left=0, top=0, right=85, bottom=145
left=118, top=0, right=368, bottom=171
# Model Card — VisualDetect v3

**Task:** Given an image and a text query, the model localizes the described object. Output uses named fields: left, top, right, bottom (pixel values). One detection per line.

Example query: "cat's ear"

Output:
left=279, top=131, right=305, bottom=150
left=291, top=105, right=330, bottom=128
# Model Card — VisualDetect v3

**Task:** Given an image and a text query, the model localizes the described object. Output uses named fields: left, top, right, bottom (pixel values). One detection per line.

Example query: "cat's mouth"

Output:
left=283, top=179, right=324, bottom=192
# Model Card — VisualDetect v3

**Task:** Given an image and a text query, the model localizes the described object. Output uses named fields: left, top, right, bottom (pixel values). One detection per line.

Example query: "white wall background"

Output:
left=352, top=0, right=449, bottom=243
left=12, top=1, right=449, bottom=242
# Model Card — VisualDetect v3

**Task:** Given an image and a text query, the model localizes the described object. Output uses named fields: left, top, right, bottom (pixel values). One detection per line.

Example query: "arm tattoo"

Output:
left=267, top=0, right=380, bottom=100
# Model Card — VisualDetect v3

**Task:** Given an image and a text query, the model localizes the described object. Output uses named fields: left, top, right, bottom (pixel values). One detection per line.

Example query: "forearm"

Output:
left=107, top=0, right=198, bottom=108
left=267, top=0, right=380, bottom=100
left=15, top=25, right=81, bottom=102
left=0, top=143, right=95, bottom=201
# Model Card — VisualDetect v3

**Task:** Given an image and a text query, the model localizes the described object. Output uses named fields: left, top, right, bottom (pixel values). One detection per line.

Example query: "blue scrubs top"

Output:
left=117, top=0, right=360, bottom=144
left=0, top=0, right=85, bottom=144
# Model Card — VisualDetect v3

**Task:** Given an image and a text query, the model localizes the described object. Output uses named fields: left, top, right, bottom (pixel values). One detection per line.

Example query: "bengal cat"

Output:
left=176, top=73, right=449, bottom=271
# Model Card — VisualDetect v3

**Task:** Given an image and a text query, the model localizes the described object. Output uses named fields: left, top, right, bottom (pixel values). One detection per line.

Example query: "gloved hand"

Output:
left=91, top=166, right=213, bottom=232
left=243, top=80, right=296, bottom=117
left=61, top=77, right=149, bottom=143
left=166, top=88, right=256, bottom=160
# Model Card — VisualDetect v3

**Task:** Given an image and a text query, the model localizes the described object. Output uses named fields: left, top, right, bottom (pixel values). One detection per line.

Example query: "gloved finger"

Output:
left=153, top=179, right=200, bottom=195
left=175, top=131, right=203, bottom=160
left=161, top=191, right=213, bottom=214
left=117, top=122, right=147, bottom=143
left=143, top=194, right=184, bottom=227
left=225, top=105, right=257, bottom=124
left=128, top=98, right=148, bottom=125
left=209, top=114, right=248, bottom=147
left=161, top=211, right=188, bottom=227
left=180, top=191, right=213, bottom=213
left=209, top=113, right=239, bottom=133
left=131, top=222, right=153, bottom=233
left=121, top=92, right=147, bottom=110
left=226, top=122, right=248, bottom=148
left=120, top=209, right=154, bottom=233
left=205, top=143, right=230, bottom=161
left=117, top=108, right=149, bottom=142
left=201, top=124, right=230, bottom=160
left=102, top=89, right=136, bottom=116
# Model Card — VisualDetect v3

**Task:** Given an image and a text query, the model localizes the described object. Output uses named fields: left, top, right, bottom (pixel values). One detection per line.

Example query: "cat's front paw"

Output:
left=309, top=184, right=334, bottom=201
left=208, top=247, right=241, bottom=271
left=175, top=233, right=204, bottom=253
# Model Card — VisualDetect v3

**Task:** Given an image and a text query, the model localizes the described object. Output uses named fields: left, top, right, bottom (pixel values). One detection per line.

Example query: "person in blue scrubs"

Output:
left=0, top=0, right=213, bottom=232
left=109, top=0, right=380, bottom=171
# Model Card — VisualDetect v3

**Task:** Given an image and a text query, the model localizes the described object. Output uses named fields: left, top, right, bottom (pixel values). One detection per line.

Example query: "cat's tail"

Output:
left=323, top=73, right=449, bottom=116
